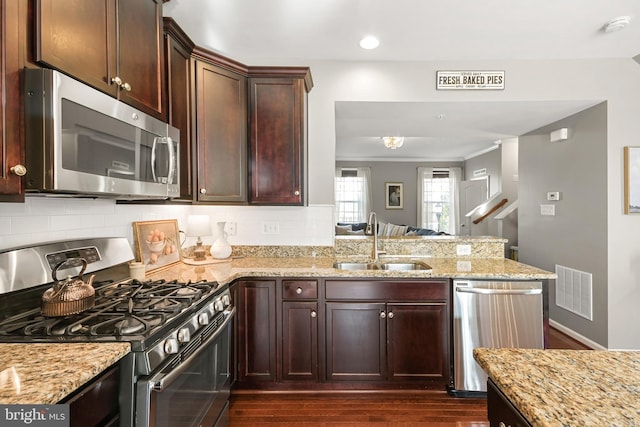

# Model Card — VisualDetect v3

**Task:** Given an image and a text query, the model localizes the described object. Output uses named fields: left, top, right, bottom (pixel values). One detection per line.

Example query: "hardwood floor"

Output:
left=229, top=327, right=590, bottom=426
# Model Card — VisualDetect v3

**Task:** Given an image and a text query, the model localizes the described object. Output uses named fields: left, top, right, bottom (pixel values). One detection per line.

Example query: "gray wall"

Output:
left=336, top=160, right=463, bottom=227
left=519, top=103, right=608, bottom=346
left=463, top=148, right=501, bottom=196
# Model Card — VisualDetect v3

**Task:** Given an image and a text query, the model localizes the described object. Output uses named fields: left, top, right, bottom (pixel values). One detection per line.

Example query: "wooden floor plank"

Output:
left=230, top=327, right=589, bottom=426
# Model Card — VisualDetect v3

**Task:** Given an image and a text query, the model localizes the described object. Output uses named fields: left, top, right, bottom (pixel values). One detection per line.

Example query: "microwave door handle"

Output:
left=166, top=137, right=175, bottom=184
left=107, top=169, right=135, bottom=177
left=151, top=137, right=158, bottom=183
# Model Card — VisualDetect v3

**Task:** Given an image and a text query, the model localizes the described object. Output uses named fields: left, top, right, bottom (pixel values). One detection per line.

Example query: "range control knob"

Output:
left=177, top=327, right=191, bottom=343
left=222, top=294, right=231, bottom=307
left=214, top=298, right=225, bottom=313
left=163, top=338, right=179, bottom=355
left=198, top=312, right=209, bottom=326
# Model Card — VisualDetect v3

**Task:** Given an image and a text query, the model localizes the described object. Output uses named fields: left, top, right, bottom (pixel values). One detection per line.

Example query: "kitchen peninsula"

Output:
left=474, top=348, right=640, bottom=427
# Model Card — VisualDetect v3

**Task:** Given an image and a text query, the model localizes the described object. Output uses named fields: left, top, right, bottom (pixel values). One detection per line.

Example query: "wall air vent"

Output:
left=555, top=265, right=593, bottom=320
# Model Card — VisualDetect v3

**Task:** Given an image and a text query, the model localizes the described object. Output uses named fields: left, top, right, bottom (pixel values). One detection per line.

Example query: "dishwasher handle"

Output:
left=455, top=286, right=542, bottom=296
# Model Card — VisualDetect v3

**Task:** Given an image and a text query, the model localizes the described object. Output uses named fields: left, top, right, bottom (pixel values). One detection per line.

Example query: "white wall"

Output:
left=0, top=198, right=334, bottom=251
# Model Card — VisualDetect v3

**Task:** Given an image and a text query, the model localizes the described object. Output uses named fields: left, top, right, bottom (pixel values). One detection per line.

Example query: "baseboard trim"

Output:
left=549, top=319, right=606, bottom=350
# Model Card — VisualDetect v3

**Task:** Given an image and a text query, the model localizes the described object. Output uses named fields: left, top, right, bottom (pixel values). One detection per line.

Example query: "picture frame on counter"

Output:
left=133, top=219, right=182, bottom=271
left=386, top=182, right=403, bottom=209
left=624, top=146, right=640, bottom=214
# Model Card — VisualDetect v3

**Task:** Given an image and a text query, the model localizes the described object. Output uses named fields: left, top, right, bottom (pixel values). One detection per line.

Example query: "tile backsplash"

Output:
left=0, top=197, right=334, bottom=251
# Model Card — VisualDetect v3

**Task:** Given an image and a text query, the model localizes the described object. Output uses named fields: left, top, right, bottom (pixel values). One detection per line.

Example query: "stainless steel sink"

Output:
left=333, top=261, right=432, bottom=271
left=333, top=262, right=379, bottom=270
left=379, top=261, right=432, bottom=271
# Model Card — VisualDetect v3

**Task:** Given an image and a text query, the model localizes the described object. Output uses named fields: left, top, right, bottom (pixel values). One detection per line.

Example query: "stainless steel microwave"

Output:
left=24, top=68, right=180, bottom=199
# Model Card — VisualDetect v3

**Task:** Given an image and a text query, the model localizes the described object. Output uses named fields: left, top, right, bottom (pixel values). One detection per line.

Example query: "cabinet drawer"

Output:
left=283, top=280, right=318, bottom=299
left=325, top=280, right=449, bottom=301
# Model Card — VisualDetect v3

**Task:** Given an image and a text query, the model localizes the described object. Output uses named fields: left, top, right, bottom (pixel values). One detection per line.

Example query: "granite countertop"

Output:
left=148, top=256, right=556, bottom=284
left=474, top=348, right=640, bottom=427
left=0, top=343, right=130, bottom=404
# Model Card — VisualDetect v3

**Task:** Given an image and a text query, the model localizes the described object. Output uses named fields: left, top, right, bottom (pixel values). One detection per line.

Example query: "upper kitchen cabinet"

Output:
left=248, top=68, right=313, bottom=205
left=163, top=18, right=195, bottom=200
left=0, top=0, right=25, bottom=201
left=35, top=0, right=165, bottom=120
left=193, top=49, right=248, bottom=203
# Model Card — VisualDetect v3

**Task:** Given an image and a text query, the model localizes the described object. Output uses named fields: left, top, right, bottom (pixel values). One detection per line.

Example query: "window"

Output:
left=335, top=167, right=371, bottom=223
left=417, top=167, right=461, bottom=234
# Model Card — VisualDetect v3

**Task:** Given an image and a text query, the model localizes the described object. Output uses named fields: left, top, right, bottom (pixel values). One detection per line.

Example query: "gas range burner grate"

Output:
left=0, top=278, right=222, bottom=339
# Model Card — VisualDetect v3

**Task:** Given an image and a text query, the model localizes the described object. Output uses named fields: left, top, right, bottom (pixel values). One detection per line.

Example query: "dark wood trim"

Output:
left=248, top=66, right=313, bottom=92
left=163, top=17, right=195, bottom=52
left=191, top=45, right=248, bottom=76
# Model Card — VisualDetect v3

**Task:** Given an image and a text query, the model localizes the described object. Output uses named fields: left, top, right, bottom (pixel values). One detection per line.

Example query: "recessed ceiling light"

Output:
left=603, top=16, right=631, bottom=33
left=359, top=36, right=379, bottom=50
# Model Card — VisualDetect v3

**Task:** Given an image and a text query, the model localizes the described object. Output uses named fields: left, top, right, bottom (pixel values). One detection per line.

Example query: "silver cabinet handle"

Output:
left=111, top=76, right=123, bottom=86
left=380, top=311, right=386, bottom=319
left=296, top=287, right=303, bottom=294
left=10, top=165, right=27, bottom=176
left=294, top=190, right=300, bottom=196
left=200, top=188, right=207, bottom=194
left=121, top=82, right=132, bottom=92
left=310, top=310, right=317, bottom=318
left=387, top=311, right=394, bottom=319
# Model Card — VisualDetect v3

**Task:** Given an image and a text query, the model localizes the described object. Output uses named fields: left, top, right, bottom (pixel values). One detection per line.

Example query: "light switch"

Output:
left=540, top=204, right=555, bottom=216
left=546, top=191, right=561, bottom=201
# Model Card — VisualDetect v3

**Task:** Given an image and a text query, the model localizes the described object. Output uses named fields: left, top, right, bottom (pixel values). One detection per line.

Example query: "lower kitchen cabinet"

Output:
left=282, top=301, right=318, bottom=381
left=325, top=302, right=386, bottom=381
left=237, top=280, right=276, bottom=383
left=487, top=378, right=532, bottom=427
left=235, top=277, right=450, bottom=389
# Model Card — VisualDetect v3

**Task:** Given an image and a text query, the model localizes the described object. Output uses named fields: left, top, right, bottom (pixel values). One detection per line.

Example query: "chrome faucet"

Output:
left=366, top=212, right=386, bottom=262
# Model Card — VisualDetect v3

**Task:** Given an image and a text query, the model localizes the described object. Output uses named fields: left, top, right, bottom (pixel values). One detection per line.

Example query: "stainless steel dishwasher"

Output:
left=451, top=279, right=544, bottom=395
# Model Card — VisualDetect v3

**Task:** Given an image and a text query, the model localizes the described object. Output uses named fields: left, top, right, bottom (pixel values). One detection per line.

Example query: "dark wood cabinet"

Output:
left=281, top=280, right=319, bottom=381
left=487, top=379, right=532, bottom=427
left=325, top=279, right=450, bottom=385
left=0, top=0, right=25, bottom=200
left=387, top=303, right=449, bottom=382
left=326, top=302, right=387, bottom=381
left=194, top=53, right=247, bottom=203
left=61, top=364, right=120, bottom=427
left=35, top=0, right=165, bottom=119
left=248, top=69, right=312, bottom=205
left=163, top=18, right=194, bottom=200
left=237, top=280, right=277, bottom=383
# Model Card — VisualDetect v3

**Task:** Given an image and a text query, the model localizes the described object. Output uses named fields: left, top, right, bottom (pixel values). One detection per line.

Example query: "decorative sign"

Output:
left=473, top=168, right=487, bottom=177
left=436, top=70, right=505, bottom=90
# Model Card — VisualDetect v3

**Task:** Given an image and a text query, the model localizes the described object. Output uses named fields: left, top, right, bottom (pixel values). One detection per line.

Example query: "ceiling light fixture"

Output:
left=603, top=16, right=631, bottom=33
left=359, top=36, right=380, bottom=50
left=382, top=136, right=404, bottom=149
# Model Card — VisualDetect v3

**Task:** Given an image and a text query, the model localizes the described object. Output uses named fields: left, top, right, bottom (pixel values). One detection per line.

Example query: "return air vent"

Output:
left=555, top=265, right=593, bottom=320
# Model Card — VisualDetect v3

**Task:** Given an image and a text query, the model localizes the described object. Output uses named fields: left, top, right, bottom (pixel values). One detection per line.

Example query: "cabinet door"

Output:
left=0, top=0, right=25, bottom=199
left=35, top=0, right=117, bottom=97
left=387, top=303, right=449, bottom=383
left=248, top=78, right=304, bottom=205
left=195, top=61, right=247, bottom=203
left=237, top=280, right=276, bottom=383
left=117, top=0, right=164, bottom=119
left=164, top=24, right=194, bottom=200
left=282, top=301, right=318, bottom=381
left=325, top=302, right=386, bottom=381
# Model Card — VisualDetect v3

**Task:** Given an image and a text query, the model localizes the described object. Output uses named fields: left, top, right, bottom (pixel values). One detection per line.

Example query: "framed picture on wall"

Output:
left=385, top=182, right=403, bottom=209
left=624, top=146, right=640, bottom=214
left=133, top=219, right=182, bottom=271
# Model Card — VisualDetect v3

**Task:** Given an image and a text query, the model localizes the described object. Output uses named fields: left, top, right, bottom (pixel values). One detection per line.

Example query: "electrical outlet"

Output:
left=226, top=222, right=237, bottom=236
left=456, top=244, right=472, bottom=256
left=261, top=221, right=280, bottom=234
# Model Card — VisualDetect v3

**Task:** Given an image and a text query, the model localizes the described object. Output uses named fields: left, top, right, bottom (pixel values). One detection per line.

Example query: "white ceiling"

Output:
left=164, top=0, right=639, bottom=161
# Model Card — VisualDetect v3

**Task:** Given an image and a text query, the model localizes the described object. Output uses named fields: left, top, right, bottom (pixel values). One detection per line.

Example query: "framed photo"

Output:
left=133, top=219, right=181, bottom=271
left=385, top=182, right=403, bottom=209
left=624, top=147, right=640, bottom=214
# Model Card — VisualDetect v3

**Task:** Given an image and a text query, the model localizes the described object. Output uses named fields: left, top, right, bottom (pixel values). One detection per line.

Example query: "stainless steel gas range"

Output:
left=0, top=237, right=234, bottom=427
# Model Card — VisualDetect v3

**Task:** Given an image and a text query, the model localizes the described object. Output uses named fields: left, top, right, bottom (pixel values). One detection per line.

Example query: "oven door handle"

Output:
left=150, top=307, right=235, bottom=391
